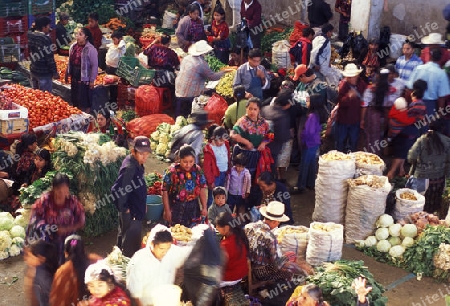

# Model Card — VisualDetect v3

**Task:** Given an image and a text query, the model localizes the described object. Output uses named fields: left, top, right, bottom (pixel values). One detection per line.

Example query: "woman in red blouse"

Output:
left=215, top=211, right=249, bottom=306
left=207, top=7, right=231, bottom=64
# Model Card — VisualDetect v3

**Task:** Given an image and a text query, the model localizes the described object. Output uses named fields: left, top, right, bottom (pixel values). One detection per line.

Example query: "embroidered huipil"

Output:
left=162, top=163, right=207, bottom=203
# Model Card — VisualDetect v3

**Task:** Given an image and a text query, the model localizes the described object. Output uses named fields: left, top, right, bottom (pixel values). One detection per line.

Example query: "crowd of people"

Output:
left=2, top=0, right=450, bottom=305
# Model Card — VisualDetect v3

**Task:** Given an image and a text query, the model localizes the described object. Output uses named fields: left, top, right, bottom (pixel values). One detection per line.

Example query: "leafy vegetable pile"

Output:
left=150, top=116, right=188, bottom=161
left=145, top=172, right=163, bottom=195
left=20, top=133, right=127, bottom=237
left=261, top=27, right=294, bottom=54
left=205, top=54, right=226, bottom=72
left=307, top=260, right=387, bottom=306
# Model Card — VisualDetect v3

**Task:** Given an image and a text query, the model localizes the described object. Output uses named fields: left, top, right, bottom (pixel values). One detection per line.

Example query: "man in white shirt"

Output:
left=126, top=225, right=193, bottom=306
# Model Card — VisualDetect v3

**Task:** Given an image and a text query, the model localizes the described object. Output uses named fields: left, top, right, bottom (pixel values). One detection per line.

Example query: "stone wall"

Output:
left=257, top=0, right=447, bottom=40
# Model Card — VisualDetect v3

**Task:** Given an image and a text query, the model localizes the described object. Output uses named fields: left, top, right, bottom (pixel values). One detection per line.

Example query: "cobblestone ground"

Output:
left=0, top=156, right=446, bottom=305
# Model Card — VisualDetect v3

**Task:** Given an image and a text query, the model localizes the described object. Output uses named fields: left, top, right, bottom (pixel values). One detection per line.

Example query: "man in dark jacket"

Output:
left=260, top=89, right=292, bottom=173
left=111, top=136, right=151, bottom=257
left=290, top=27, right=315, bottom=66
left=307, top=0, right=333, bottom=28
left=241, top=0, right=262, bottom=49
left=28, top=16, right=59, bottom=92
left=55, top=12, right=71, bottom=52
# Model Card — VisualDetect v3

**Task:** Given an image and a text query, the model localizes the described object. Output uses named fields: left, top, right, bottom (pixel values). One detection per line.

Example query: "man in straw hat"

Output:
left=244, top=201, right=311, bottom=289
left=420, top=33, right=450, bottom=67
left=175, top=40, right=230, bottom=117
left=335, top=63, right=367, bottom=153
left=169, top=109, right=213, bottom=163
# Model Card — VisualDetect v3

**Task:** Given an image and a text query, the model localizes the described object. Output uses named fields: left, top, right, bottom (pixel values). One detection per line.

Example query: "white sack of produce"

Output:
left=345, top=175, right=392, bottom=244
left=350, top=151, right=385, bottom=177
left=276, top=225, right=309, bottom=261
left=313, top=151, right=355, bottom=224
left=272, top=40, right=291, bottom=69
left=306, top=222, right=344, bottom=266
left=393, top=188, right=425, bottom=221
left=162, top=10, right=177, bottom=29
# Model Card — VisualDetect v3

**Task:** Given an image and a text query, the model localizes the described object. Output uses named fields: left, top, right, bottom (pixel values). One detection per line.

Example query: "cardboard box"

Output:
left=0, top=118, right=29, bottom=135
left=0, top=102, right=28, bottom=120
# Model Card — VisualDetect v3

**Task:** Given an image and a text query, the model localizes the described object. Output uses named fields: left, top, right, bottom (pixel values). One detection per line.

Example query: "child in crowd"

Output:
left=293, top=94, right=328, bottom=194
left=225, top=153, right=251, bottom=215
left=87, top=12, right=102, bottom=50
left=105, top=30, right=126, bottom=104
left=208, top=187, right=232, bottom=226
left=203, top=126, right=230, bottom=207
left=207, top=7, right=231, bottom=64
left=105, top=31, right=126, bottom=75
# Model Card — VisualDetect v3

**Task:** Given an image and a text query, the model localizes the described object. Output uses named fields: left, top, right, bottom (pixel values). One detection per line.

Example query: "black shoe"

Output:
left=290, top=187, right=305, bottom=194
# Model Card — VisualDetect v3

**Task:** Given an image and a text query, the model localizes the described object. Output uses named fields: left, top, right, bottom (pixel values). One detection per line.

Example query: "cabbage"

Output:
left=0, top=212, right=14, bottom=231
left=175, top=116, right=188, bottom=127
left=14, top=215, right=28, bottom=228
left=354, top=240, right=365, bottom=248
left=10, top=225, right=25, bottom=239
left=375, top=228, right=389, bottom=240
left=0, top=251, right=9, bottom=260
left=402, top=237, right=415, bottom=248
left=0, top=231, right=12, bottom=252
left=12, top=237, right=24, bottom=248
left=388, top=224, right=402, bottom=237
left=389, top=245, right=405, bottom=258
left=8, top=244, right=21, bottom=257
left=364, top=236, right=377, bottom=247
left=376, top=239, right=391, bottom=252
left=388, top=236, right=401, bottom=246
left=376, top=214, right=394, bottom=228
left=400, top=224, right=418, bottom=238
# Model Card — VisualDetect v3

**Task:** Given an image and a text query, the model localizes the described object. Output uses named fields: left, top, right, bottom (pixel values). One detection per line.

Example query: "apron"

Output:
left=247, top=69, right=263, bottom=100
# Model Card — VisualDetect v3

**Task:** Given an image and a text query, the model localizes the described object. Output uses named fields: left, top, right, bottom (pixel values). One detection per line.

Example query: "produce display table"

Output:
left=17, top=63, right=111, bottom=113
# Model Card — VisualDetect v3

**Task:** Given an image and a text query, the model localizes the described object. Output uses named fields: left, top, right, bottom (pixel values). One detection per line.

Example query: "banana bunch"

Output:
left=216, top=71, right=236, bottom=98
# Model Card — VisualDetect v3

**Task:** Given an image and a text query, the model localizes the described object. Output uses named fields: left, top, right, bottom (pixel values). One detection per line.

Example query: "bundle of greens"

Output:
left=307, top=260, right=387, bottom=306
left=261, top=27, right=293, bottom=54
left=19, top=171, right=75, bottom=207
left=205, top=54, right=226, bottom=72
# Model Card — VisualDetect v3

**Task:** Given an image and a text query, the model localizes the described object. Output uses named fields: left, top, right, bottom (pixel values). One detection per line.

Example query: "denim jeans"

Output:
left=297, top=145, right=319, bottom=189
left=31, top=74, right=53, bottom=92
left=335, top=122, right=360, bottom=152
left=207, top=171, right=227, bottom=207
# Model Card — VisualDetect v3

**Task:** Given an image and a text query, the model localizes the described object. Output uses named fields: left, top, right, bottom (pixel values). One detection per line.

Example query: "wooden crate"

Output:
left=0, top=118, right=29, bottom=136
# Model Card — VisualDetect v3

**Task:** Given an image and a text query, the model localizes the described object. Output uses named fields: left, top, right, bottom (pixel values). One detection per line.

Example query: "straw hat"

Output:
left=260, top=201, right=290, bottom=222
left=188, top=40, right=213, bottom=56
left=342, top=63, right=363, bottom=77
left=421, top=33, right=444, bottom=45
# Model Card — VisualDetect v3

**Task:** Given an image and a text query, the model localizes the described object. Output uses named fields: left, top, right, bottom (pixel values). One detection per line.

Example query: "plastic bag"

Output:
left=272, top=40, right=291, bottom=69
left=135, top=85, right=165, bottom=116
left=183, top=228, right=223, bottom=306
left=204, top=94, right=228, bottom=125
left=405, top=176, right=429, bottom=195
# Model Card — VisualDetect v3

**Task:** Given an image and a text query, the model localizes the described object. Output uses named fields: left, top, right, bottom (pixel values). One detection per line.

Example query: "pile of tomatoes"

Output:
left=1, top=84, right=82, bottom=129
left=56, top=59, right=108, bottom=86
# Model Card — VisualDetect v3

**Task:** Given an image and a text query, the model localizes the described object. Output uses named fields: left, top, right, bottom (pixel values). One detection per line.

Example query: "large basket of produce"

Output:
left=345, top=175, right=391, bottom=244
left=276, top=225, right=309, bottom=261
left=393, top=188, right=425, bottom=221
left=117, top=57, right=155, bottom=87
left=306, top=222, right=343, bottom=266
left=313, top=151, right=355, bottom=224
left=350, top=151, right=385, bottom=177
